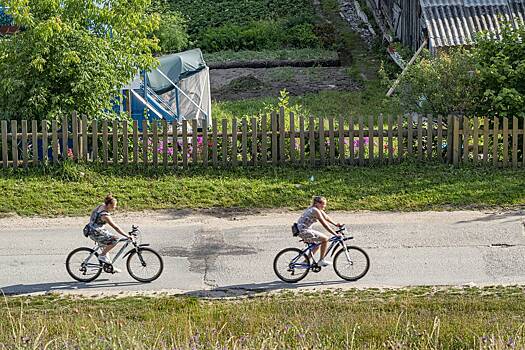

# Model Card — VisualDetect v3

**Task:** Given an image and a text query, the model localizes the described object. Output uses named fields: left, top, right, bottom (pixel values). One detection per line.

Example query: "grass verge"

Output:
left=0, top=162, right=524, bottom=217
left=2, top=286, right=525, bottom=349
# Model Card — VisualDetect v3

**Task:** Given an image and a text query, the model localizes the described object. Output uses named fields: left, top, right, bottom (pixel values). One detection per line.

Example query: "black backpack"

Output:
left=291, top=223, right=299, bottom=237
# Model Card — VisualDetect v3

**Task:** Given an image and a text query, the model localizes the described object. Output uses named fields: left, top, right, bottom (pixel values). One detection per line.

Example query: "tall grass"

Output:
left=1, top=287, right=525, bottom=349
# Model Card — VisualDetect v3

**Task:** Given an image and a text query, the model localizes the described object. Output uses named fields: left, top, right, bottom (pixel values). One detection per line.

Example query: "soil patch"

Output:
left=211, top=66, right=362, bottom=101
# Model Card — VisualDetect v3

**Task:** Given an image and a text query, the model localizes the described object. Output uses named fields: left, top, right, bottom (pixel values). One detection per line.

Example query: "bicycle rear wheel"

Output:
left=333, top=246, right=370, bottom=281
left=66, top=247, right=102, bottom=282
left=273, top=247, right=310, bottom=283
left=126, top=247, right=164, bottom=283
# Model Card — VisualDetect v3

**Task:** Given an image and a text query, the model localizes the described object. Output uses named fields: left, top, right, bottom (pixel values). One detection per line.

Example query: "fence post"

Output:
left=31, top=120, right=38, bottom=166
left=309, top=115, right=315, bottom=167
left=436, top=115, right=443, bottom=162
left=202, top=119, right=208, bottom=168
left=192, top=119, right=198, bottom=165
left=349, top=116, right=354, bottom=165
left=271, top=112, right=278, bottom=166
left=462, top=117, right=469, bottom=164
left=11, top=120, right=18, bottom=169
left=22, top=120, right=28, bottom=168
left=133, top=120, right=138, bottom=165
left=482, top=116, right=489, bottom=165
left=328, top=117, right=335, bottom=165
left=279, top=107, right=285, bottom=165
left=172, top=120, right=178, bottom=169
left=212, top=119, right=218, bottom=167
left=42, top=120, right=48, bottom=163
left=1, top=121, right=7, bottom=168
left=512, top=116, right=518, bottom=169
left=242, top=117, right=248, bottom=166
left=426, top=115, right=433, bottom=160
left=51, top=120, right=58, bottom=164
left=338, top=115, right=345, bottom=165
left=82, top=115, right=88, bottom=161
left=387, top=115, right=393, bottom=164
left=72, top=112, right=78, bottom=161
left=231, top=118, right=238, bottom=167
left=290, top=112, right=296, bottom=165
left=251, top=117, right=257, bottom=166
left=123, top=120, right=129, bottom=166
left=92, top=119, right=98, bottom=163
left=368, top=115, right=374, bottom=164
left=378, top=114, right=384, bottom=164
left=61, top=116, right=68, bottom=161
left=407, top=115, right=413, bottom=157
left=162, top=120, right=168, bottom=168
left=141, top=120, right=148, bottom=166
left=319, top=116, right=325, bottom=166
left=502, top=117, right=509, bottom=167
left=222, top=119, right=228, bottom=167
left=261, top=114, right=267, bottom=165
left=446, top=115, right=453, bottom=164
left=417, top=114, right=423, bottom=161
left=397, top=115, right=403, bottom=162
left=453, top=116, right=459, bottom=166
left=358, top=116, right=364, bottom=166
left=492, top=116, right=499, bottom=167
left=473, top=117, right=479, bottom=165
left=299, top=115, right=305, bottom=166
left=113, top=120, right=119, bottom=165
left=182, top=119, right=188, bottom=169
left=103, top=120, right=109, bottom=166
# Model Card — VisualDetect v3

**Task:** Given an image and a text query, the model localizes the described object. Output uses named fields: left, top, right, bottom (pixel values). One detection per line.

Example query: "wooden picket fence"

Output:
left=1, top=111, right=524, bottom=169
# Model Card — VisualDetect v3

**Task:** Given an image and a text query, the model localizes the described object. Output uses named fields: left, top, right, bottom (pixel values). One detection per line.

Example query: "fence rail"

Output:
left=1, top=111, right=524, bottom=169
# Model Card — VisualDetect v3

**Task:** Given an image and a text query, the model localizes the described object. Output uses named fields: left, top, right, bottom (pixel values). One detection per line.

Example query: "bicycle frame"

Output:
left=290, top=227, right=354, bottom=270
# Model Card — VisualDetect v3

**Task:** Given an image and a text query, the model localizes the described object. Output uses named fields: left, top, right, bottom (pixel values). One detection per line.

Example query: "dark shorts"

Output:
left=88, top=228, right=118, bottom=245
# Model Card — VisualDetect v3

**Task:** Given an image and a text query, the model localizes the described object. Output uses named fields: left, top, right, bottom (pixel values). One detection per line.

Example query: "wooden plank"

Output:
left=212, top=119, right=218, bottom=167
left=31, top=120, right=38, bottom=166
left=417, top=115, right=423, bottom=161
left=241, top=118, right=248, bottom=166
left=272, top=112, right=278, bottom=166
left=61, top=117, right=68, bottom=161
left=299, top=115, right=305, bottom=166
left=231, top=118, right=238, bottom=167
left=182, top=119, right=188, bottom=168
left=261, top=114, right=268, bottom=164
left=251, top=117, right=257, bottom=166
left=82, top=115, right=88, bottom=161
left=289, top=112, right=296, bottom=164
left=92, top=120, right=98, bottom=162
left=319, top=117, right=325, bottom=166
left=11, top=120, right=18, bottom=169
left=446, top=115, right=453, bottom=164
left=378, top=115, right=384, bottom=163
left=279, top=108, right=285, bottom=165
left=512, top=116, right=518, bottom=169
left=437, top=116, right=443, bottom=162
left=523, top=118, right=525, bottom=168
left=103, top=120, right=109, bottom=166
left=387, top=116, right=393, bottom=163
left=1, top=121, right=7, bottom=168
left=222, top=119, right=228, bottom=167
left=453, top=116, right=460, bottom=166
left=338, top=115, right=345, bottom=165
left=358, top=116, right=364, bottom=166
left=162, top=120, right=168, bottom=167
left=472, top=117, right=479, bottom=165
left=152, top=121, right=158, bottom=167
left=133, top=120, right=138, bottom=165
left=123, top=120, right=128, bottom=166
left=368, top=116, right=374, bottom=164
left=407, top=116, right=413, bottom=157
left=113, top=120, right=119, bottom=165
left=397, top=116, right=403, bottom=162
left=482, top=116, right=489, bottom=165
left=141, top=120, right=148, bottom=166
left=502, top=117, right=509, bottom=167
left=309, top=116, right=315, bottom=167
left=51, top=120, right=58, bottom=164
left=349, top=116, right=354, bottom=165
left=42, top=120, right=48, bottom=163
left=172, top=120, right=179, bottom=168
left=426, top=115, right=433, bottom=160
left=202, top=119, right=208, bottom=168
left=462, top=117, right=469, bottom=164
left=192, top=119, right=198, bottom=165
left=328, top=117, right=335, bottom=164
left=71, top=112, right=78, bottom=161
left=21, top=120, right=28, bottom=168
left=492, top=117, right=499, bottom=167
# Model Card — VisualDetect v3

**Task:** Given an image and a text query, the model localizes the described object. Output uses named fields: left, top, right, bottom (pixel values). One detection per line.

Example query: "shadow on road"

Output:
left=455, top=210, right=524, bottom=224
left=1, top=280, right=143, bottom=295
left=186, top=279, right=354, bottom=298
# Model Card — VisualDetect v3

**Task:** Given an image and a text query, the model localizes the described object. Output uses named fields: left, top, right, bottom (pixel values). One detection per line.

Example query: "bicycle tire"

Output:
left=126, top=247, right=164, bottom=283
left=273, top=247, right=310, bottom=283
left=66, top=247, right=102, bottom=282
left=333, top=246, right=370, bottom=281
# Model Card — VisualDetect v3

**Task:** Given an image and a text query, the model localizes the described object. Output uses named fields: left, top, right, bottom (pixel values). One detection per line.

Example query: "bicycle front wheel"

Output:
left=273, top=247, right=310, bottom=283
left=333, top=246, right=370, bottom=281
left=66, top=247, right=102, bottom=282
left=126, top=247, right=164, bottom=283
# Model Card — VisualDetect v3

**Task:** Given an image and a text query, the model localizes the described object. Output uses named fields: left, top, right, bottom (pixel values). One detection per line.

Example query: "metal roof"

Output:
left=421, top=0, right=525, bottom=48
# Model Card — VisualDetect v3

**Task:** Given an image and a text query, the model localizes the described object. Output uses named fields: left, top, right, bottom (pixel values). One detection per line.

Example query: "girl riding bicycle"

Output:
left=296, top=196, right=342, bottom=267
left=86, top=194, right=134, bottom=271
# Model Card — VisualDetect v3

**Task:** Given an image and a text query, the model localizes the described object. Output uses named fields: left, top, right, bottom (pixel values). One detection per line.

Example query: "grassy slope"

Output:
left=2, top=287, right=525, bottom=348
left=0, top=162, right=523, bottom=216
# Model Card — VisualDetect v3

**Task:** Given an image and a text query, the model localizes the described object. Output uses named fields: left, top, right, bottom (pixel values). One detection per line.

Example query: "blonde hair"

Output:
left=104, top=193, right=116, bottom=206
left=312, top=196, right=326, bottom=205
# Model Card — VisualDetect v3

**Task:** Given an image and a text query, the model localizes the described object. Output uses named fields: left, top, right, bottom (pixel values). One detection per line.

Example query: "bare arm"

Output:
left=103, top=215, right=130, bottom=238
left=313, top=208, right=337, bottom=236
left=321, top=210, right=341, bottom=227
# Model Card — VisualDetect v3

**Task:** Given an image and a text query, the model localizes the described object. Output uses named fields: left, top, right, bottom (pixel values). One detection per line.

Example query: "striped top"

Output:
left=297, top=207, right=318, bottom=231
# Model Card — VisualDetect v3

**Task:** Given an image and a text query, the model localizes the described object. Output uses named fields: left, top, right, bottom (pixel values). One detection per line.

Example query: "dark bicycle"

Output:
left=273, top=225, right=370, bottom=283
left=66, top=225, right=163, bottom=283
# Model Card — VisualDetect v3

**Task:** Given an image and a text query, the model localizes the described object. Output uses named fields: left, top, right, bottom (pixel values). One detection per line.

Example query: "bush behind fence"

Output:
left=1, top=110, right=524, bottom=170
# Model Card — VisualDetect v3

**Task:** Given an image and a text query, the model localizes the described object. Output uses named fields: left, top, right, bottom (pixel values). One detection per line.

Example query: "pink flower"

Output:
left=167, top=147, right=174, bottom=156
left=197, top=136, right=203, bottom=145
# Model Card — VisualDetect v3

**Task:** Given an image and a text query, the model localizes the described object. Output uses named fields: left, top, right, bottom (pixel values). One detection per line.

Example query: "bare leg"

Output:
left=100, top=243, right=116, bottom=257
left=319, top=239, right=328, bottom=260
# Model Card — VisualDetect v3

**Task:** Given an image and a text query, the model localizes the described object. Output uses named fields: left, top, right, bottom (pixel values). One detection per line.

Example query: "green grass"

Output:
left=212, top=81, right=402, bottom=121
left=2, top=286, right=525, bottom=349
left=205, top=49, right=339, bottom=64
left=0, top=162, right=524, bottom=217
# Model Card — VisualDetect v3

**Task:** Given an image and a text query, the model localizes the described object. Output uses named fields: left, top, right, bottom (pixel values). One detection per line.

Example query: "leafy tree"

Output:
left=473, top=22, right=525, bottom=118
left=0, top=0, right=160, bottom=121
left=395, top=49, right=481, bottom=115
left=149, top=0, right=189, bottom=53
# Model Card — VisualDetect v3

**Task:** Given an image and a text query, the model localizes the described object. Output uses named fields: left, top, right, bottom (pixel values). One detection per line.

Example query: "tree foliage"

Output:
left=149, top=0, right=189, bottom=54
left=474, top=22, right=525, bottom=117
left=395, top=22, right=525, bottom=117
left=0, top=0, right=160, bottom=121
